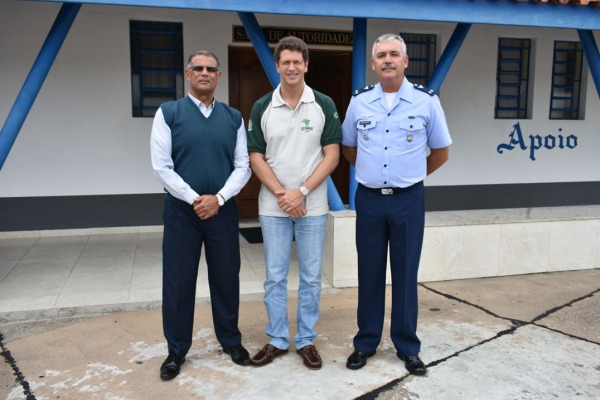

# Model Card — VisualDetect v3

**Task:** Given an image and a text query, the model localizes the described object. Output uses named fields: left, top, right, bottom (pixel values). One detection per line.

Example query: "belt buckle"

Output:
left=381, top=188, right=394, bottom=195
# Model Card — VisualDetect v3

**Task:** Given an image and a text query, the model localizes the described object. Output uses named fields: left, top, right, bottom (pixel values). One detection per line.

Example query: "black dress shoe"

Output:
left=346, top=350, right=376, bottom=370
left=397, top=353, right=426, bottom=375
left=160, top=354, right=185, bottom=381
left=223, top=344, right=251, bottom=366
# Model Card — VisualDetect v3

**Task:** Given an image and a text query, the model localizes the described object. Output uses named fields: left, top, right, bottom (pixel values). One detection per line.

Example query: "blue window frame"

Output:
left=130, top=20, right=183, bottom=117
left=549, top=41, right=584, bottom=120
left=400, top=33, right=436, bottom=87
left=495, top=38, right=531, bottom=119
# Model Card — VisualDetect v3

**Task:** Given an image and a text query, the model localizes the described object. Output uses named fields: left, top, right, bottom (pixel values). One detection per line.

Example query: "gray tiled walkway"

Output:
left=1, top=227, right=600, bottom=400
left=0, top=225, right=328, bottom=314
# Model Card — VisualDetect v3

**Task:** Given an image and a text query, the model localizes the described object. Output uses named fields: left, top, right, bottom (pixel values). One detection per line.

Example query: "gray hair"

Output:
left=371, top=34, right=407, bottom=59
left=186, top=50, right=220, bottom=68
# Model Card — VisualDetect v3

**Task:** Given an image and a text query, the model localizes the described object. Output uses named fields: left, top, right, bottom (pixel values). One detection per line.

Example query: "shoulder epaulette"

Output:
left=413, top=83, right=436, bottom=96
left=353, top=85, right=375, bottom=97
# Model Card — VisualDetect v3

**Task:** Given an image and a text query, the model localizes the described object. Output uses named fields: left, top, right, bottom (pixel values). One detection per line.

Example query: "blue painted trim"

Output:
left=578, top=30, right=600, bottom=101
left=428, top=23, right=471, bottom=93
left=348, top=18, right=367, bottom=210
left=32, top=0, right=600, bottom=30
left=0, top=3, right=81, bottom=170
left=237, top=12, right=279, bottom=88
left=549, top=41, right=584, bottom=120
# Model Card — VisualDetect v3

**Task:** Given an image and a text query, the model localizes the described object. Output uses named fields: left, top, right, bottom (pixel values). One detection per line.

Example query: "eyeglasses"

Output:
left=188, top=65, right=220, bottom=73
left=279, top=60, right=305, bottom=68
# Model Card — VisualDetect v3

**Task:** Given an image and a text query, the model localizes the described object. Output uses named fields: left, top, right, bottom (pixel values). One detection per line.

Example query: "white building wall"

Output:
left=1, top=2, right=599, bottom=199
left=369, top=19, right=600, bottom=187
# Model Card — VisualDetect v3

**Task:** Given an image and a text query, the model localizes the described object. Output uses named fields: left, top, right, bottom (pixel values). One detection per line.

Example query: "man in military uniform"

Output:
left=342, top=33, right=452, bottom=375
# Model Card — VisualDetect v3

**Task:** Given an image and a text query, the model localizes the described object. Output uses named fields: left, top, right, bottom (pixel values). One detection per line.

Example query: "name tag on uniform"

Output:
left=358, top=120, right=375, bottom=143
left=357, top=119, right=375, bottom=129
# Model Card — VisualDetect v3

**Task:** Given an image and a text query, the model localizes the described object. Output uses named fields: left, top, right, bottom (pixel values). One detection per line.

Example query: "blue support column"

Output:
left=0, top=3, right=81, bottom=170
left=348, top=18, right=367, bottom=210
left=326, top=176, right=345, bottom=211
left=578, top=30, right=600, bottom=101
left=237, top=12, right=279, bottom=88
left=238, top=12, right=345, bottom=210
left=427, top=23, right=471, bottom=93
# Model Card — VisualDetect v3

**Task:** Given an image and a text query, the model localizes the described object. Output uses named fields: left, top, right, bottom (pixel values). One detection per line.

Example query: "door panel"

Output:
left=228, top=47, right=272, bottom=218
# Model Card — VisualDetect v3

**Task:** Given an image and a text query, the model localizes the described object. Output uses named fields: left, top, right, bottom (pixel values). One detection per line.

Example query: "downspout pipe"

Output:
left=0, top=3, right=81, bottom=170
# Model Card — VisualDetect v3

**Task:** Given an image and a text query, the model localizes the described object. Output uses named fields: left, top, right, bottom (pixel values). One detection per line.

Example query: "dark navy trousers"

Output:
left=353, top=182, right=425, bottom=357
left=162, top=196, right=242, bottom=358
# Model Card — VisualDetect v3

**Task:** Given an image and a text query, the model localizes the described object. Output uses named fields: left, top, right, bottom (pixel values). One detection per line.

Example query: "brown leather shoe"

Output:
left=296, top=345, right=322, bottom=370
left=251, top=344, right=288, bottom=367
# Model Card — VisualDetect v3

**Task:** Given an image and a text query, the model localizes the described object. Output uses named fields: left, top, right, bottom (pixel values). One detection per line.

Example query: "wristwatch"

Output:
left=216, top=193, right=225, bottom=206
left=299, top=186, right=310, bottom=196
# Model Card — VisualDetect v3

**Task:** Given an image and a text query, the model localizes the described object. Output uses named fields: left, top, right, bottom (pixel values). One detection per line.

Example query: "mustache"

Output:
left=382, top=63, right=396, bottom=70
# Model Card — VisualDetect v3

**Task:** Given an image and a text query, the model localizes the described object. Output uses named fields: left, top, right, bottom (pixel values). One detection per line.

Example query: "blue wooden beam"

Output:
left=237, top=12, right=345, bottom=210
left=348, top=18, right=367, bottom=211
left=0, top=3, right=81, bottom=170
left=578, top=30, right=600, bottom=101
left=32, top=0, right=600, bottom=30
left=326, top=177, right=345, bottom=211
left=237, top=12, right=279, bottom=88
left=428, top=23, right=471, bottom=93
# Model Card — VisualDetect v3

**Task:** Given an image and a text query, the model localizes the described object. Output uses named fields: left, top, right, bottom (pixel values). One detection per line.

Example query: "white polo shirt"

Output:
left=247, top=84, right=342, bottom=217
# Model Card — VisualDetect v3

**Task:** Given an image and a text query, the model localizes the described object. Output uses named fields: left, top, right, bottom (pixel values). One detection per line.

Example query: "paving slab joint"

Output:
left=531, top=287, right=600, bottom=323
left=420, top=283, right=515, bottom=322
left=0, top=332, right=34, bottom=399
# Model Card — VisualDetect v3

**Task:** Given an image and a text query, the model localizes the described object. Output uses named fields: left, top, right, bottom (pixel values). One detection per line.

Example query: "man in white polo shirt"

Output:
left=247, top=36, right=342, bottom=370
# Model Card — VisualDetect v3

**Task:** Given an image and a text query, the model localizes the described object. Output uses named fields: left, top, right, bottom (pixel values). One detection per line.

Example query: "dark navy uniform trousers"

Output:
left=162, top=196, right=242, bottom=358
left=353, top=181, right=425, bottom=357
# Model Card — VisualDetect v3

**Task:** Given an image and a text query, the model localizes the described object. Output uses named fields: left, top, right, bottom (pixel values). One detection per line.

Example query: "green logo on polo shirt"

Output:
left=301, top=118, right=313, bottom=132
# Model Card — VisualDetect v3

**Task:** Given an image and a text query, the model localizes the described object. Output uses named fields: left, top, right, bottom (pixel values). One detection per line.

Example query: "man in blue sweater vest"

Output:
left=150, top=50, right=252, bottom=380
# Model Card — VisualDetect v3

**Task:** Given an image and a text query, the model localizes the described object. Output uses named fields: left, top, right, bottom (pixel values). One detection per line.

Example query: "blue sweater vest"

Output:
left=161, top=97, right=240, bottom=199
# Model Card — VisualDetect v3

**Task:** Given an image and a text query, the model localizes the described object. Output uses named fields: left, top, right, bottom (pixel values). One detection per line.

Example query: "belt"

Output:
left=359, top=182, right=422, bottom=195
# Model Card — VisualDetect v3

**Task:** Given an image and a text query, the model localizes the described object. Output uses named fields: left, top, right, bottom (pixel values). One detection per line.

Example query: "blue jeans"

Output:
left=259, top=214, right=328, bottom=349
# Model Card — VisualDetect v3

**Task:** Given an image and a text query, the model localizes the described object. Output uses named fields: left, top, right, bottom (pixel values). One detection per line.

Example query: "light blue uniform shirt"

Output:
left=342, top=80, right=452, bottom=188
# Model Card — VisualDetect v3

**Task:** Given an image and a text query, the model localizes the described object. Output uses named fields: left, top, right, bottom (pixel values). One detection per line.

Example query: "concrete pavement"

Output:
left=1, top=269, right=599, bottom=399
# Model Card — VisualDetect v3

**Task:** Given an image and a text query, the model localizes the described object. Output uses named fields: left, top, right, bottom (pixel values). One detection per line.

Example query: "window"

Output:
left=130, top=20, right=184, bottom=117
left=550, top=41, right=584, bottom=120
left=495, top=38, right=531, bottom=119
left=400, top=33, right=436, bottom=87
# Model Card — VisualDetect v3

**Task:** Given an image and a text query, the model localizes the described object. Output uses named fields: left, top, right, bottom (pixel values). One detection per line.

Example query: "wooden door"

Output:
left=228, top=46, right=352, bottom=218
